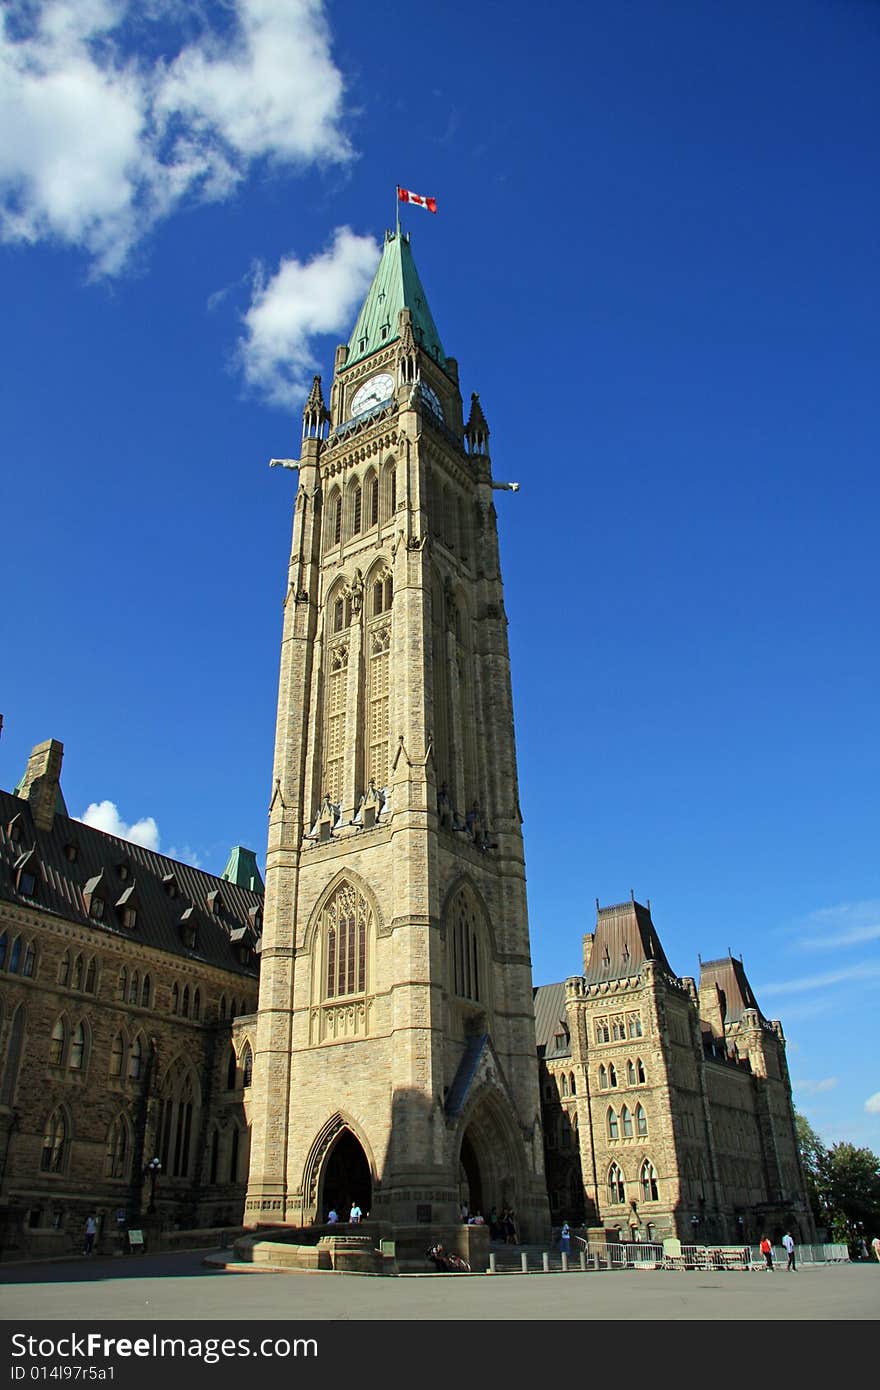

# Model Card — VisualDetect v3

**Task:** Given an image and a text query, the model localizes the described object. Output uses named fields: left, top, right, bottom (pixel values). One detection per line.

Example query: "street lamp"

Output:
left=146, top=1157, right=162, bottom=1214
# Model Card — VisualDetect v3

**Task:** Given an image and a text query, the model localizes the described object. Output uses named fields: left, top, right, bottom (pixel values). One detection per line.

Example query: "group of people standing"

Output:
left=759, top=1232, right=797, bottom=1271
left=326, top=1202, right=363, bottom=1225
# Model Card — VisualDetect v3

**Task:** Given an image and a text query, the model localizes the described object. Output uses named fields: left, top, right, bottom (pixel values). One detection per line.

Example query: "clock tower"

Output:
left=245, top=228, right=550, bottom=1252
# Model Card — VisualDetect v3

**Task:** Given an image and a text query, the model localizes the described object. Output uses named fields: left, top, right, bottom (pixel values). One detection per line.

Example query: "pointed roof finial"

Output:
left=465, top=392, right=490, bottom=455
left=302, top=374, right=329, bottom=440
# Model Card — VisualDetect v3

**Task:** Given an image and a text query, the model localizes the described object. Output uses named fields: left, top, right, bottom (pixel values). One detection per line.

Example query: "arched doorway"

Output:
left=459, top=1131, right=483, bottom=1216
left=319, top=1129, right=372, bottom=1221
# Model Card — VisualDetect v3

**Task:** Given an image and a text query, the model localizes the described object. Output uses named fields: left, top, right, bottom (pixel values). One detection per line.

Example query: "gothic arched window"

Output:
left=322, top=637, right=349, bottom=805
left=41, top=1109, right=68, bottom=1172
left=182, top=985, right=190, bottom=1018
left=449, top=888, right=486, bottom=1004
left=0, top=1006, right=26, bottom=1105
left=621, top=1105, right=633, bottom=1138
left=109, top=1033, right=125, bottom=1078
left=58, top=952, right=70, bottom=987
left=241, top=1042, right=253, bottom=1088
left=561, top=1073, right=568, bottom=1097
left=8, top=936, right=22, bottom=973
left=226, top=1045, right=237, bottom=1090
left=84, top=958, right=96, bottom=993
left=119, top=968, right=128, bottom=1002
left=627, top=1011, right=643, bottom=1038
left=599, top=1065, right=607, bottom=1089
left=607, top=1107, right=619, bottom=1140
left=193, top=988, right=201, bottom=1021
left=366, top=591, right=391, bottom=790
left=637, top=1058, right=646, bottom=1084
left=105, top=1115, right=130, bottom=1179
left=640, top=1160, right=659, bottom=1202
left=128, top=1035, right=143, bottom=1081
left=367, top=470, right=379, bottom=527
left=627, top=1059, right=636, bottom=1086
left=608, top=1063, right=618, bottom=1088
left=69, top=1021, right=86, bottom=1071
left=49, top=1017, right=67, bottom=1066
left=323, top=882, right=369, bottom=1000
left=128, top=971, right=139, bottom=1005
left=636, top=1103, right=648, bottom=1137
left=158, top=1058, right=201, bottom=1179
left=608, top=1162, right=626, bottom=1204
left=141, top=975, right=151, bottom=1008
left=570, top=1072, right=576, bottom=1096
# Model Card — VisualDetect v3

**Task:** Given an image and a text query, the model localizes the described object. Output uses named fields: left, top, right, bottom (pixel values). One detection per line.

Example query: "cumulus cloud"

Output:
left=0, top=1, right=351, bottom=274
left=793, top=1078, right=839, bottom=1095
left=239, top=226, right=380, bottom=405
left=78, top=799, right=160, bottom=851
left=865, top=1092, right=880, bottom=1115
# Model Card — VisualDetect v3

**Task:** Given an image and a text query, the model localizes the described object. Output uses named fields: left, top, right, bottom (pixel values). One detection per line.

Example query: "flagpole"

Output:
left=395, top=186, right=400, bottom=238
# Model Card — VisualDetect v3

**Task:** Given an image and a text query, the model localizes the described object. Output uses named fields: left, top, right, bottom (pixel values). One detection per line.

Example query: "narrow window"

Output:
left=9, top=937, right=22, bottom=973
left=334, top=495, right=342, bottom=544
left=58, top=953, right=70, bottom=987
left=242, top=1043, right=253, bottom=1088
left=193, top=989, right=201, bottom=1021
left=85, top=958, right=96, bottom=993
left=0, top=933, right=6, bottom=969
left=622, top=1105, right=633, bottom=1138
left=226, top=1046, right=237, bottom=1090
left=141, top=975, right=151, bottom=1008
left=627, top=1060, right=636, bottom=1085
left=49, top=1018, right=66, bottom=1066
left=128, top=1036, right=142, bottom=1081
left=69, top=1022, right=85, bottom=1071
left=641, top=1160, right=659, bottom=1202
left=369, top=475, right=379, bottom=526
left=637, top=1058, right=646, bottom=1084
left=609, top=1063, right=617, bottom=1088
left=352, top=485, right=362, bottom=535
left=71, top=955, right=83, bottom=990
left=128, top=971, right=139, bottom=1005
left=182, top=985, right=190, bottom=1018
left=119, top=968, right=127, bottom=1002
left=608, top=1163, right=626, bottom=1204
left=608, top=1107, right=619, bottom=1140
left=570, top=1072, right=576, bottom=1096
left=22, top=943, right=36, bottom=977
left=109, top=1034, right=124, bottom=1078
left=599, top=1065, right=607, bottom=1089
left=41, top=1111, right=67, bottom=1173
left=636, top=1103, right=648, bottom=1137
left=171, top=982, right=179, bottom=1014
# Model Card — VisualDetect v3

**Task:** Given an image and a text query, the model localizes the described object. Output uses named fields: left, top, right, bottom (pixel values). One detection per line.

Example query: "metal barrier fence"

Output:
left=749, top=1243, right=849, bottom=1266
left=489, top=1239, right=850, bottom=1274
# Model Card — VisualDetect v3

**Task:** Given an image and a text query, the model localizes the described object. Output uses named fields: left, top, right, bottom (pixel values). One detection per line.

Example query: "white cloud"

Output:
left=239, top=226, right=380, bottom=405
left=794, top=899, right=880, bottom=951
left=166, top=843, right=203, bottom=869
left=792, top=1078, right=838, bottom=1095
left=78, top=799, right=160, bottom=851
left=0, top=1, right=351, bottom=274
left=757, top=960, right=880, bottom=998
left=865, top=1092, right=880, bottom=1115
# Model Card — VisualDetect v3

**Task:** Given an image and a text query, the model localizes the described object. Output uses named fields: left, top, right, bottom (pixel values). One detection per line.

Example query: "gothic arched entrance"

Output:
left=319, top=1129, right=372, bottom=1221
left=457, top=1090, right=528, bottom=1233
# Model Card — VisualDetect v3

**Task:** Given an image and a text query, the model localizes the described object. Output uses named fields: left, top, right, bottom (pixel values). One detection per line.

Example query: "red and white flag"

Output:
left=397, top=185, right=437, bottom=214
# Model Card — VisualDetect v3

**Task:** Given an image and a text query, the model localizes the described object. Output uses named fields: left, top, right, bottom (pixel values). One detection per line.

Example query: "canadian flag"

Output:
left=397, top=185, right=438, bottom=214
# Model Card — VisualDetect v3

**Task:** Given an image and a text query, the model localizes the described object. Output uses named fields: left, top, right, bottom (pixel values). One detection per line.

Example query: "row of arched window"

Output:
left=218, top=994, right=251, bottom=1020
left=324, top=462, right=397, bottom=551
left=607, top=1160, right=660, bottom=1205
left=170, top=982, right=201, bottom=1018
left=429, top=472, right=473, bottom=565
left=559, top=1072, right=577, bottom=1097
left=0, top=931, right=36, bottom=977
left=49, top=1016, right=90, bottom=1070
left=37, top=1104, right=250, bottom=1185
left=595, top=1011, right=643, bottom=1044
left=599, top=1058, right=647, bottom=1089
left=117, top=966, right=151, bottom=1007
left=607, top=1103, right=649, bottom=1139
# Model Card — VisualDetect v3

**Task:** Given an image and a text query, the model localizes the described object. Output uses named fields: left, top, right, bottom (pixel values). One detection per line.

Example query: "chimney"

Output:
left=17, top=739, right=64, bottom=832
left=582, top=931, right=595, bottom=974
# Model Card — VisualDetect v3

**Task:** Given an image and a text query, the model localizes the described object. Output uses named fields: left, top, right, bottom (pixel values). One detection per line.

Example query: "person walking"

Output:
left=83, top=1213, right=98, bottom=1256
left=782, top=1231, right=796, bottom=1271
left=871, top=1234, right=880, bottom=1263
left=349, top=1201, right=362, bottom=1224
left=759, top=1234, right=774, bottom=1271
left=560, top=1221, right=571, bottom=1256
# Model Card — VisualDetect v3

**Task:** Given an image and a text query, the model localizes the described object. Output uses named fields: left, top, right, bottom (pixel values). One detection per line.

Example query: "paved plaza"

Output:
left=0, top=1249, right=876, bottom=1322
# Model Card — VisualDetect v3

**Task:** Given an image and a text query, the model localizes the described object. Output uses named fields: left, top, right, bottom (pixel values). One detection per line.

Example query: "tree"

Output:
left=795, top=1111, right=828, bottom=1226
left=822, top=1143, right=880, bottom=1247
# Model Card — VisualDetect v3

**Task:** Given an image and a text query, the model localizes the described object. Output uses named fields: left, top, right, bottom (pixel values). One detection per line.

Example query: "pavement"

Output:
left=0, top=1247, right=877, bottom=1321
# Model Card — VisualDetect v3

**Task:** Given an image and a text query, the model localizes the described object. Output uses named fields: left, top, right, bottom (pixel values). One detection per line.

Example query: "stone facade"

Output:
left=245, top=230, right=551, bottom=1243
left=0, top=740, right=262, bottom=1259
left=535, top=899, right=814, bottom=1245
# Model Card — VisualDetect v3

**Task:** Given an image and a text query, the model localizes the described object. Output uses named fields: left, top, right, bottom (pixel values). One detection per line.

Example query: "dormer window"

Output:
left=206, top=890, right=222, bottom=916
left=248, top=905, right=263, bottom=934
left=116, top=884, right=138, bottom=928
left=15, top=849, right=37, bottom=897
left=64, top=843, right=78, bottom=862
left=7, top=815, right=23, bottom=843
left=163, top=873, right=178, bottom=899
left=89, top=897, right=105, bottom=921
left=117, top=863, right=130, bottom=882
left=122, top=908, right=137, bottom=930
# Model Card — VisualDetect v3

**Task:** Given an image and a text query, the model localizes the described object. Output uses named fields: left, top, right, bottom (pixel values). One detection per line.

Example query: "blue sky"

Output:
left=1, top=0, right=878, bottom=1149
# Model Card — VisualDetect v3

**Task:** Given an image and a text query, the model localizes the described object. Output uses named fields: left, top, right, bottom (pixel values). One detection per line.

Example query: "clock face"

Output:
left=420, top=382, right=444, bottom=421
left=350, top=373, right=394, bottom=417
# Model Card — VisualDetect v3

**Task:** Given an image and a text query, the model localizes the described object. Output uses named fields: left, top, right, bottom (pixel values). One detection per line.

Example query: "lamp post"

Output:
left=146, top=1157, right=162, bottom=1215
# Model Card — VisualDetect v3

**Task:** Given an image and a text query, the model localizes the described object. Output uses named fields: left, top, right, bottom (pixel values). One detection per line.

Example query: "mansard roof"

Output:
left=345, top=230, right=445, bottom=371
left=221, top=845, right=264, bottom=894
left=533, top=982, right=571, bottom=1059
left=699, top=954, right=766, bottom=1023
left=583, top=898, right=674, bottom=986
left=0, top=787, right=262, bottom=979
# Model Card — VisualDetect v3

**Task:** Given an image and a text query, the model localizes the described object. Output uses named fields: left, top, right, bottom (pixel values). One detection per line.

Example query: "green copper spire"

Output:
left=346, top=229, right=445, bottom=371
left=221, top=846, right=264, bottom=895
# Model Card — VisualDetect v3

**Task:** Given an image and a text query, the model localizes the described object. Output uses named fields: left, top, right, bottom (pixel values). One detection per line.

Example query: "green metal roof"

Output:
left=346, top=230, right=445, bottom=371
left=221, top=845, right=264, bottom=895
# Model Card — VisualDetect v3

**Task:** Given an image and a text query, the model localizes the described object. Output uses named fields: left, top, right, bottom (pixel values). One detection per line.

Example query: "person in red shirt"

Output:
left=760, top=1235, right=774, bottom=1271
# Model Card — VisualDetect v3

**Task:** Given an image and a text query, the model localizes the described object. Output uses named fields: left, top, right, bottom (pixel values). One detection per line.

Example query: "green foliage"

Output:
left=795, top=1111, right=880, bottom=1248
